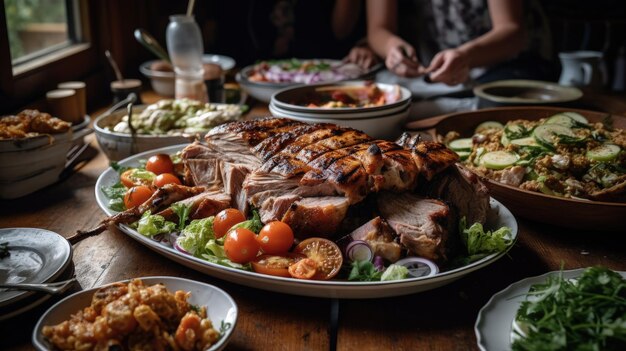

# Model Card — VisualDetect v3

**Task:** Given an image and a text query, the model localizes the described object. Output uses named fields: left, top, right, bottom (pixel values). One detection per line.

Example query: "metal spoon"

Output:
left=134, top=28, right=171, bottom=64
left=105, top=50, right=124, bottom=82
left=0, top=278, right=77, bottom=295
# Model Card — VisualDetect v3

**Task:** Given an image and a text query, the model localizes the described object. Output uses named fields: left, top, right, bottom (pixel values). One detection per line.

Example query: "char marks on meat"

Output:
left=182, top=117, right=460, bottom=238
left=377, top=192, right=450, bottom=261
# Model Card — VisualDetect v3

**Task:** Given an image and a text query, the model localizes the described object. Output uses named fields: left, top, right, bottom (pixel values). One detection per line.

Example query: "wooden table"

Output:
left=1, top=92, right=625, bottom=351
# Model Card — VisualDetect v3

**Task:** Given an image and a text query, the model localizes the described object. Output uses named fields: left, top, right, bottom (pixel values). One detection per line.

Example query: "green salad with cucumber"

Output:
left=444, top=112, right=625, bottom=201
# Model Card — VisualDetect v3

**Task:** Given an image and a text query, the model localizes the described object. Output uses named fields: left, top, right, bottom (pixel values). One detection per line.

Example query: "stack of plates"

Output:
left=269, top=81, right=412, bottom=139
left=0, top=117, right=92, bottom=199
left=0, top=228, right=73, bottom=321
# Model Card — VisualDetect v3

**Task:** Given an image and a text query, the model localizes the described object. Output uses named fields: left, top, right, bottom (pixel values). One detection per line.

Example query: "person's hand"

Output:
left=427, top=48, right=470, bottom=86
left=344, top=46, right=381, bottom=70
left=385, top=45, right=426, bottom=77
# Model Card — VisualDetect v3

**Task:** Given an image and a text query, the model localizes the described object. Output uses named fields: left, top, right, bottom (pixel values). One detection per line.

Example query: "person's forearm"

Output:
left=332, top=0, right=361, bottom=40
left=366, top=0, right=403, bottom=58
left=457, top=24, right=526, bottom=68
left=368, top=28, right=408, bottom=58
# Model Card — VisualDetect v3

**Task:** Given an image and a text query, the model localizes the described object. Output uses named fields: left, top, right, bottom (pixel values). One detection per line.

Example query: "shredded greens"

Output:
left=513, top=267, right=626, bottom=351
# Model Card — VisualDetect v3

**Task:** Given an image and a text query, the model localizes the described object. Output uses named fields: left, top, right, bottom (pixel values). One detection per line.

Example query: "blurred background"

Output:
left=1, top=0, right=625, bottom=113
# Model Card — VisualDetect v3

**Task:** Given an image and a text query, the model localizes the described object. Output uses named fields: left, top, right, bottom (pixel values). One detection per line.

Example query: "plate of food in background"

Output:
left=407, top=106, right=625, bottom=231
left=236, top=58, right=382, bottom=103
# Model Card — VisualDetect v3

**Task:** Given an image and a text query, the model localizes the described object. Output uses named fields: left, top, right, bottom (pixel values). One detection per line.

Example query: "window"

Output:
left=0, top=0, right=104, bottom=112
left=5, top=0, right=77, bottom=65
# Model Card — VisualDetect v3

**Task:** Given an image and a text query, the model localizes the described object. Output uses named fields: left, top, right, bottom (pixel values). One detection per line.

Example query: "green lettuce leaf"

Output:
left=171, top=203, right=192, bottom=231
left=136, top=211, right=176, bottom=237
left=348, top=260, right=382, bottom=281
left=458, top=217, right=512, bottom=263
left=381, top=264, right=409, bottom=281
left=101, top=182, right=127, bottom=212
left=176, top=217, right=215, bottom=257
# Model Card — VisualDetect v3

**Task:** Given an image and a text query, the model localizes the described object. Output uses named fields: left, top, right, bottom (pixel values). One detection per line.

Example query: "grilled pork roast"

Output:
left=77, top=118, right=489, bottom=261
left=180, top=117, right=483, bottom=260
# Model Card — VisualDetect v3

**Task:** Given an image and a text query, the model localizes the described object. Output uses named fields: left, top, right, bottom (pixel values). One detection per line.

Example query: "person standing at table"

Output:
left=367, top=0, right=554, bottom=85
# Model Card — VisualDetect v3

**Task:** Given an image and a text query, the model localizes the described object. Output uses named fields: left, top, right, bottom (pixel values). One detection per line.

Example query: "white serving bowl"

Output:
left=94, top=105, right=198, bottom=161
left=269, top=103, right=410, bottom=140
left=271, top=80, right=412, bottom=117
left=236, top=65, right=292, bottom=103
left=140, top=54, right=236, bottom=97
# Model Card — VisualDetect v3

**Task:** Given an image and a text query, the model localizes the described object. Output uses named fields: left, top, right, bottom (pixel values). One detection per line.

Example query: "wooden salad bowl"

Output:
left=406, top=106, right=626, bottom=232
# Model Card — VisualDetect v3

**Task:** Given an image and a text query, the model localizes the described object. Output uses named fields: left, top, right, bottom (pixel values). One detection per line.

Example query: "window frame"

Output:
left=0, top=0, right=101, bottom=110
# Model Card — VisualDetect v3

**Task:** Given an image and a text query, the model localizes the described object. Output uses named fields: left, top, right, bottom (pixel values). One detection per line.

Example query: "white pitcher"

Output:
left=558, top=51, right=605, bottom=88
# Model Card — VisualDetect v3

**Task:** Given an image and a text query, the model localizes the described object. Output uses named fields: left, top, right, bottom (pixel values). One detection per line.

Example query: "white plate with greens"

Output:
left=94, top=144, right=519, bottom=299
left=32, top=276, right=237, bottom=351
left=475, top=268, right=626, bottom=351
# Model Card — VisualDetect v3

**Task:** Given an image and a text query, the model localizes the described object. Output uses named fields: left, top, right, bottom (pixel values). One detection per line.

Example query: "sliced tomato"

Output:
left=120, top=169, right=155, bottom=188
left=251, top=253, right=306, bottom=278
left=288, top=258, right=318, bottom=280
left=293, top=238, right=343, bottom=280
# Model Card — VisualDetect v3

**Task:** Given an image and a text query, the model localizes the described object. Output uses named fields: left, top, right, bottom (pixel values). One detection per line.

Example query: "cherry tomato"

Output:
left=120, top=169, right=154, bottom=188
left=224, top=228, right=260, bottom=264
left=293, top=238, right=343, bottom=280
left=257, top=221, right=294, bottom=254
left=288, top=258, right=318, bottom=279
left=251, top=253, right=306, bottom=278
left=145, top=154, right=174, bottom=175
left=153, top=173, right=181, bottom=187
left=213, top=208, right=246, bottom=239
left=123, top=185, right=154, bottom=209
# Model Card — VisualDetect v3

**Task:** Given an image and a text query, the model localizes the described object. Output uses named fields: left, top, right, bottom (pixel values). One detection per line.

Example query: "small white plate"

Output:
left=32, top=276, right=238, bottom=351
left=0, top=228, right=72, bottom=307
left=474, top=268, right=626, bottom=351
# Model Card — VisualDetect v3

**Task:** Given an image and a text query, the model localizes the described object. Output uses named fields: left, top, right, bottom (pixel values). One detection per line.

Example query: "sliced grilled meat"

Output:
left=420, top=164, right=489, bottom=225
left=377, top=192, right=450, bottom=261
left=411, top=141, right=460, bottom=181
left=281, top=196, right=350, bottom=239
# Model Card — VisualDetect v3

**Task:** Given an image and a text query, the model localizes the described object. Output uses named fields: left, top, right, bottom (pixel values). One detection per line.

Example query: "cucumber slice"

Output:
left=532, top=124, right=575, bottom=149
left=563, top=112, right=589, bottom=125
left=481, top=151, right=519, bottom=170
left=473, top=147, right=486, bottom=166
left=545, top=114, right=576, bottom=127
left=504, top=124, right=531, bottom=138
left=475, top=121, right=504, bottom=134
left=448, top=138, right=473, bottom=151
left=500, top=132, right=510, bottom=146
left=510, top=137, right=539, bottom=147
left=455, top=150, right=471, bottom=161
left=586, top=144, right=621, bottom=162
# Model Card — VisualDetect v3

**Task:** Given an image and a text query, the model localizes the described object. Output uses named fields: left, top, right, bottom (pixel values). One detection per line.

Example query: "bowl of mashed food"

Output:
left=94, top=98, right=245, bottom=160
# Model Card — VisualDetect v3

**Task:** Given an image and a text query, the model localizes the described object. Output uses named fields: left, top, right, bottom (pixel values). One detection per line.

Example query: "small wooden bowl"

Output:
left=407, top=106, right=626, bottom=232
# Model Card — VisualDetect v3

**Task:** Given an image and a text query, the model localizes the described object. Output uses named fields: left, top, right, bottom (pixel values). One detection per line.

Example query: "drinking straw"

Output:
left=186, top=0, right=196, bottom=16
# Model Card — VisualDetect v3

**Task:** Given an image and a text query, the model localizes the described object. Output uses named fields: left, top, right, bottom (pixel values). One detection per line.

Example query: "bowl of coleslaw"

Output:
left=236, top=58, right=368, bottom=103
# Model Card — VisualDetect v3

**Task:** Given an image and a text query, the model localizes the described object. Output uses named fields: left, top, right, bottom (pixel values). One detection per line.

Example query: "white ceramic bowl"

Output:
left=94, top=105, right=197, bottom=161
left=140, top=54, right=236, bottom=97
left=236, top=65, right=291, bottom=103
left=32, top=276, right=238, bottom=351
left=269, top=103, right=410, bottom=140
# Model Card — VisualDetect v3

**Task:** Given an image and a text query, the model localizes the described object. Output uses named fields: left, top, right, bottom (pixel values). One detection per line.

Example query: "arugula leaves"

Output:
left=513, top=267, right=626, bottom=351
